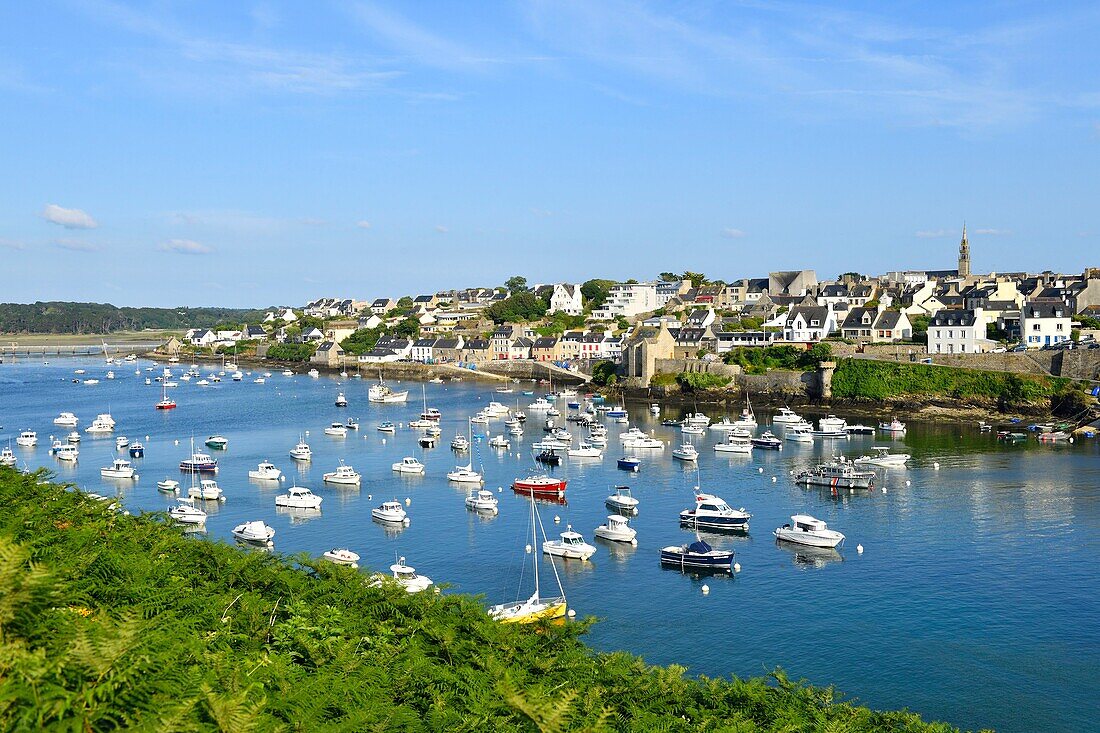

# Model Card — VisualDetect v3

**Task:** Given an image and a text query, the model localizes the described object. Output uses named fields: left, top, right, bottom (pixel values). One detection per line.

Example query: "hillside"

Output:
left=0, top=301, right=267, bottom=334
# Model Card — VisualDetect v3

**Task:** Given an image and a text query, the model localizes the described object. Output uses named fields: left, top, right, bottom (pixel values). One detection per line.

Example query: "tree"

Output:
left=580, top=279, right=616, bottom=311
left=484, top=292, right=548, bottom=324
left=393, top=317, right=420, bottom=339
left=658, top=272, right=680, bottom=282
left=590, top=360, right=618, bottom=386
left=681, top=271, right=707, bottom=288
left=505, top=275, right=528, bottom=293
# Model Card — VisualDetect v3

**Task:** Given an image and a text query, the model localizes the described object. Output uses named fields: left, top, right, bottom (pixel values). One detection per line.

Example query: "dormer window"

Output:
left=810, top=320, right=820, bottom=327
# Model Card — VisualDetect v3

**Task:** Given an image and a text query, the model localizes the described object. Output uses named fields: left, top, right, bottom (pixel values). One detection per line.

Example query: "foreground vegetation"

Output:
left=0, top=471, right=971, bottom=732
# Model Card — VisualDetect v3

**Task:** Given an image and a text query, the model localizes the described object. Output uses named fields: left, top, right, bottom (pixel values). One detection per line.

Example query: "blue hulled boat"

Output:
left=617, top=457, right=641, bottom=472
left=128, top=442, right=144, bottom=458
left=659, top=539, right=734, bottom=571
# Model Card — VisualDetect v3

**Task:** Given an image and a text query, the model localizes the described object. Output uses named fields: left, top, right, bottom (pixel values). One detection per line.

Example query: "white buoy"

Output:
left=733, top=562, right=741, bottom=573
left=905, top=480, right=911, bottom=486
left=701, top=584, right=710, bottom=594
left=497, top=486, right=503, bottom=493
left=857, top=544, right=864, bottom=554
left=567, top=608, right=576, bottom=618
left=933, top=462, right=940, bottom=469
left=174, top=439, right=179, bottom=445
left=405, top=498, right=411, bottom=506
left=882, top=487, right=887, bottom=493
left=758, top=467, right=764, bottom=473
left=367, top=494, right=372, bottom=500
left=145, top=435, right=150, bottom=441
left=554, top=515, right=561, bottom=523
left=525, top=544, right=532, bottom=554
left=771, top=476, right=777, bottom=483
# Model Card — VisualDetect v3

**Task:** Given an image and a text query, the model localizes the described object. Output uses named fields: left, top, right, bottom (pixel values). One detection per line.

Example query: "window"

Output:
left=810, top=320, right=820, bottom=327
left=1056, top=323, right=1063, bottom=331
left=1033, top=324, right=1041, bottom=331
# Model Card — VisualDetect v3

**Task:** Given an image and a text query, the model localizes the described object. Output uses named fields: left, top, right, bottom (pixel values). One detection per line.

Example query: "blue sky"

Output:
left=2, top=1, right=1099, bottom=307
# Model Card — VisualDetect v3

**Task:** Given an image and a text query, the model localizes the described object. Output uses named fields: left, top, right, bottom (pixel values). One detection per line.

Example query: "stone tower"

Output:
left=958, top=224, right=971, bottom=278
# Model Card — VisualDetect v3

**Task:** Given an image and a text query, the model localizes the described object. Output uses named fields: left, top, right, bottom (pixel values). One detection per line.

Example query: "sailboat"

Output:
left=447, top=419, right=484, bottom=483
left=488, top=489, right=568, bottom=623
left=409, top=384, right=436, bottom=428
left=155, top=381, right=176, bottom=410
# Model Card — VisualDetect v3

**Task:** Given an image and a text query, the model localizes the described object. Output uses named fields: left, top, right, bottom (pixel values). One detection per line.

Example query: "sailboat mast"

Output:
left=530, top=492, right=539, bottom=602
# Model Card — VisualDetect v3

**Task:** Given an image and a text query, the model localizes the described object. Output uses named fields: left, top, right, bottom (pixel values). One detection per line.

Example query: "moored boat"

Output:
left=774, top=514, right=845, bottom=548
left=659, top=539, right=734, bottom=572
left=512, top=475, right=567, bottom=499
left=232, top=520, right=275, bottom=545
left=795, top=459, right=876, bottom=489
left=679, top=491, right=751, bottom=531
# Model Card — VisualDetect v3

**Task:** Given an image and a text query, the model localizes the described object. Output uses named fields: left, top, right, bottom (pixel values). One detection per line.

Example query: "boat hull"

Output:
left=679, top=512, right=749, bottom=531
left=659, top=548, right=733, bottom=571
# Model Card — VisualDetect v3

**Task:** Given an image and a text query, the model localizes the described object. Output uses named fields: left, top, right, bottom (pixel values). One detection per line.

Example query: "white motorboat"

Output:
left=567, top=442, right=602, bottom=458
left=248, top=461, right=283, bottom=481
left=465, top=488, right=499, bottom=513
left=95, top=414, right=116, bottom=428
left=54, top=412, right=79, bottom=426
left=818, top=415, right=847, bottom=433
left=204, top=435, right=228, bottom=450
left=232, top=520, right=275, bottom=545
left=508, top=425, right=524, bottom=436
left=682, top=412, right=711, bottom=428
left=334, top=392, right=348, bottom=407
left=586, top=432, right=606, bottom=446
left=680, top=424, right=705, bottom=435
left=772, top=407, right=803, bottom=424
left=796, top=459, right=876, bottom=489
left=774, top=514, right=845, bottom=548
left=488, top=435, right=511, bottom=449
left=48, top=438, right=64, bottom=455
left=85, top=418, right=113, bottom=434
left=56, top=445, right=79, bottom=462
left=275, top=485, right=323, bottom=509
left=323, top=462, right=361, bottom=486
left=368, top=373, right=408, bottom=403
left=323, top=423, right=347, bottom=437
left=380, top=557, right=433, bottom=593
left=878, top=417, right=907, bottom=433
left=784, top=424, right=815, bottom=444
left=189, top=479, right=226, bottom=501
left=372, top=500, right=409, bottom=524
left=605, top=486, right=639, bottom=512
left=377, top=421, right=397, bottom=434
left=486, top=401, right=510, bottom=416
left=83, top=379, right=99, bottom=385
left=100, top=458, right=137, bottom=479
left=0, top=446, right=15, bottom=467
left=650, top=403, right=661, bottom=415
left=106, top=370, right=115, bottom=380
left=470, top=412, right=490, bottom=425
left=16, top=430, right=37, bottom=447
left=253, top=377, right=266, bottom=384
left=232, top=371, right=243, bottom=381
left=168, top=498, right=206, bottom=525
left=853, top=446, right=911, bottom=467
left=527, top=397, right=552, bottom=411
left=619, top=427, right=647, bottom=442
left=282, top=369, right=294, bottom=376
left=593, top=515, right=637, bottom=544
left=115, top=436, right=129, bottom=450
left=679, top=491, right=751, bottom=531
left=66, top=431, right=81, bottom=443
left=622, top=436, right=664, bottom=449
left=308, top=369, right=320, bottom=378
left=322, top=548, right=360, bottom=568
left=289, top=439, right=312, bottom=461
left=751, top=431, right=783, bottom=450
left=707, top=418, right=741, bottom=432
left=543, top=526, right=597, bottom=560
left=157, top=479, right=180, bottom=492
left=671, top=443, right=699, bottom=461
left=447, top=464, right=484, bottom=484
left=451, top=434, right=470, bottom=451
left=392, top=457, right=425, bottom=474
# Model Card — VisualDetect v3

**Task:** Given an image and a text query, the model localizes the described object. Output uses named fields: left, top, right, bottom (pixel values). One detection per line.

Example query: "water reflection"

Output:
left=775, top=541, right=844, bottom=569
left=276, top=506, right=322, bottom=524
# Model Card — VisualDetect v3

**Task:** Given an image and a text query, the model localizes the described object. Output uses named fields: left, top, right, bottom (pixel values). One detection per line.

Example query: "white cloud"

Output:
left=0, top=237, right=26, bottom=250
left=530, top=208, right=553, bottom=218
left=356, top=220, right=373, bottom=229
left=434, top=224, right=449, bottom=233
left=915, top=229, right=949, bottom=238
left=721, top=227, right=747, bottom=239
left=41, top=204, right=98, bottom=229
left=54, top=238, right=102, bottom=252
left=974, top=228, right=1011, bottom=236
left=159, top=238, right=213, bottom=255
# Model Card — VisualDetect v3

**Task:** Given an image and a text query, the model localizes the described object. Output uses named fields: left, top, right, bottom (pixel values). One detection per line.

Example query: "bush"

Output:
left=676, top=371, right=731, bottom=391
left=590, top=360, right=618, bottom=386
left=722, top=344, right=831, bottom=374
left=484, top=292, right=549, bottom=323
left=266, top=342, right=316, bottom=362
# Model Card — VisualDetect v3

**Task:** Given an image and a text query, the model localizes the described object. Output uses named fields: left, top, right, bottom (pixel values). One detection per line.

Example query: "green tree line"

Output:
left=0, top=301, right=268, bottom=334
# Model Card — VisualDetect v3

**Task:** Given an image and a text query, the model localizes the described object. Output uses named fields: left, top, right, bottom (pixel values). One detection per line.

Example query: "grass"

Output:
left=0, top=469, right=977, bottom=732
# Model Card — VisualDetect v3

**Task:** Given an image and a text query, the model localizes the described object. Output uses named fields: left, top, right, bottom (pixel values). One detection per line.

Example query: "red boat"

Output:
left=512, top=475, right=567, bottom=498
left=156, top=399, right=176, bottom=410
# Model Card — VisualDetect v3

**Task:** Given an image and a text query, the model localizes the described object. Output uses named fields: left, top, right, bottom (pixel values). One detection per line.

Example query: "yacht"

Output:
left=248, top=461, right=283, bottom=481
left=795, top=459, right=876, bottom=489
left=853, top=446, right=911, bottom=467
left=594, top=515, right=637, bottom=544
left=377, top=421, right=397, bottom=434
left=622, top=436, right=664, bottom=450
left=660, top=539, right=734, bottom=572
left=85, top=418, right=113, bottom=434
left=543, top=526, right=597, bottom=560
left=16, top=430, right=38, bottom=447
left=486, top=401, right=510, bottom=417
left=323, top=422, right=348, bottom=437
left=567, top=442, right=602, bottom=458
left=527, top=397, right=552, bottom=411
left=750, top=431, right=783, bottom=450
left=189, top=479, right=226, bottom=501
left=784, top=424, right=815, bottom=444
left=774, top=514, right=845, bottom=548
left=100, top=458, right=137, bottom=479
left=372, top=500, right=409, bottom=525
left=53, top=412, right=79, bottom=426
left=289, top=439, right=312, bottom=461
left=275, top=486, right=323, bottom=509
left=167, top=498, right=206, bottom=525
left=465, top=488, right=500, bottom=513
left=447, top=463, right=484, bottom=484
left=817, top=415, right=848, bottom=434
left=205, top=435, right=229, bottom=450
left=772, top=407, right=803, bottom=424
left=679, top=491, right=751, bottom=531
left=56, top=445, right=79, bottom=462
left=605, top=486, right=639, bottom=512
left=392, top=457, right=425, bottom=475
left=232, top=520, right=275, bottom=545
left=0, top=446, right=16, bottom=466
left=489, top=497, right=567, bottom=624
left=321, top=549, right=360, bottom=568
left=671, top=443, right=699, bottom=461
left=323, top=462, right=361, bottom=486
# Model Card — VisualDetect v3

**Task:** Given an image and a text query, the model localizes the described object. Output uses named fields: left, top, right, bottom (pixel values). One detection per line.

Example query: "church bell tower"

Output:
left=958, top=224, right=971, bottom=278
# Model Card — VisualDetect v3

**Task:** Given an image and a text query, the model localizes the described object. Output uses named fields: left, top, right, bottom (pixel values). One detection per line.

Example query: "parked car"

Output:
left=1010, top=344, right=1028, bottom=352
left=992, top=346, right=1007, bottom=353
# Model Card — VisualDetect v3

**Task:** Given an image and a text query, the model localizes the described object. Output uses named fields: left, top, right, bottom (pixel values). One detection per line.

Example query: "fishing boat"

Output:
left=878, top=417, right=906, bottom=433
left=248, top=461, right=283, bottom=481
left=368, top=372, right=408, bottom=403
left=660, top=539, right=734, bottom=572
left=680, top=424, right=705, bottom=435
left=450, top=434, right=470, bottom=451
left=1037, top=430, right=1071, bottom=442
left=48, top=438, right=64, bottom=455
left=772, top=407, right=803, bottom=424
left=622, top=436, right=664, bottom=450
left=168, top=497, right=206, bottom=525
left=56, top=445, right=79, bottom=462
left=392, top=457, right=425, bottom=474
left=774, top=514, right=845, bottom=548
left=795, top=459, right=876, bottom=489
left=650, top=403, right=661, bottom=415
left=714, top=432, right=752, bottom=454
left=15, top=430, right=37, bottom=448
left=671, top=443, right=699, bottom=461
left=180, top=439, right=218, bottom=472
left=750, top=431, right=783, bottom=450
left=527, top=397, right=552, bottom=411
left=853, top=446, right=911, bottom=467
left=289, top=438, right=312, bottom=461
left=512, top=474, right=567, bottom=499
left=594, top=515, right=636, bottom=544
left=535, top=448, right=562, bottom=466
left=334, top=392, right=348, bottom=407
left=322, top=549, right=360, bottom=567
left=128, top=442, right=144, bottom=458
left=85, top=417, right=113, bottom=434
left=323, top=422, right=348, bottom=437
left=371, top=500, right=409, bottom=525
left=188, top=479, right=225, bottom=501
left=377, top=421, right=397, bottom=434
left=53, top=412, right=78, bottom=426
left=617, top=456, right=641, bottom=472
left=488, top=435, right=511, bottom=449
left=679, top=491, right=751, bottom=531
left=605, top=486, right=639, bottom=512
left=488, top=492, right=567, bottom=623
left=66, top=431, right=81, bottom=443
left=205, top=435, right=228, bottom=450
left=323, top=462, right=361, bottom=486
left=784, top=424, right=814, bottom=444
left=274, top=485, right=323, bottom=509
left=543, top=526, right=597, bottom=560
left=465, top=488, right=499, bottom=513
left=100, top=458, right=137, bottom=479
left=232, top=520, right=275, bottom=545
left=0, top=445, right=16, bottom=467
left=115, top=435, right=129, bottom=450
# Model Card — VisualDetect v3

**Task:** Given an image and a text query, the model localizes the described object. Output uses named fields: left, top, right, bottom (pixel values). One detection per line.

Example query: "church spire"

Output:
left=958, top=222, right=971, bottom=278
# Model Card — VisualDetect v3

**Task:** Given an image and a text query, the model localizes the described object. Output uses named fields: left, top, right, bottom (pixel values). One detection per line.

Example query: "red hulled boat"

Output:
left=512, top=474, right=567, bottom=499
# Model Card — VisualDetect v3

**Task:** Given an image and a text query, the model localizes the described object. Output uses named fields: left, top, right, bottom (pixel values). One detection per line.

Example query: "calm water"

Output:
left=2, top=357, right=1098, bottom=733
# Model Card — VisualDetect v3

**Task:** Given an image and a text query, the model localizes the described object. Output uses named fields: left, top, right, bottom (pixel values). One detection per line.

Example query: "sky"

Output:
left=1, top=0, right=1099, bottom=307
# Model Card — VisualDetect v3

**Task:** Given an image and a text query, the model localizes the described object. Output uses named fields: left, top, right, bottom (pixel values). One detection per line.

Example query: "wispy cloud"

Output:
left=54, top=238, right=102, bottom=252
left=159, top=238, right=212, bottom=255
left=41, top=204, right=98, bottom=229
left=721, top=227, right=747, bottom=239
left=915, top=229, right=949, bottom=238
left=530, top=208, right=553, bottom=218
left=974, top=228, right=1011, bottom=236
left=356, top=220, right=373, bottom=229
left=0, top=237, right=26, bottom=250
left=434, top=225, right=449, bottom=233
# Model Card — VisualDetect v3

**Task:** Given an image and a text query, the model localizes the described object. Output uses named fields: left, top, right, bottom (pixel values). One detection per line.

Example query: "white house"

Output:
left=263, top=308, right=298, bottom=324
left=592, top=282, right=658, bottom=320
left=411, top=338, right=436, bottom=362
left=301, top=327, right=325, bottom=342
left=548, top=283, right=584, bottom=315
left=928, top=308, right=993, bottom=354
left=1021, top=301, right=1071, bottom=349
left=187, top=329, right=217, bottom=347
left=783, top=306, right=835, bottom=343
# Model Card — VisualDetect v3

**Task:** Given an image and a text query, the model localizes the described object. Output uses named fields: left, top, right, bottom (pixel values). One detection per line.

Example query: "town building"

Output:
left=927, top=308, right=992, bottom=354
left=548, top=283, right=584, bottom=315
left=1021, top=300, right=1071, bottom=349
